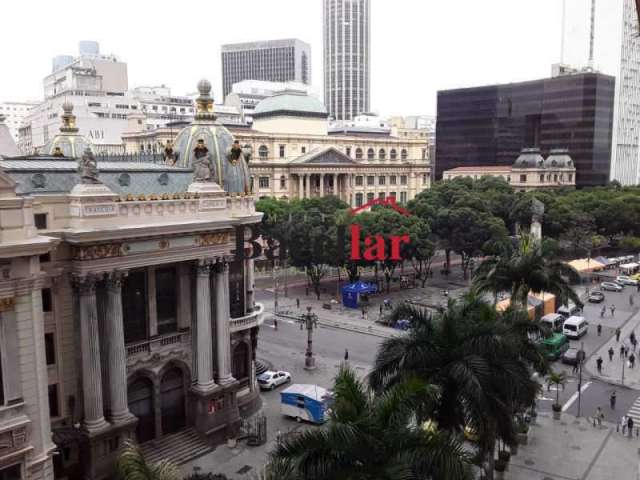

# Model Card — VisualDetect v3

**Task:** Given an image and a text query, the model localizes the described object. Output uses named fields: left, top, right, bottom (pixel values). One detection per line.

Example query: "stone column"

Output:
left=74, top=274, right=109, bottom=432
left=320, top=173, right=325, bottom=196
left=104, top=271, right=133, bottom=423
left=194, top=260, right=216, bottom=392
left=305, top=174, right=311, bottom=199
left=333, top=173, right=338, bottom=197
left=298, top=174, right=303, bottom=199
left=177, top=263, right=192, bottom=330
left=245, top=258, right=255, bottom=312
left=215, top=260, right=235, bottom=385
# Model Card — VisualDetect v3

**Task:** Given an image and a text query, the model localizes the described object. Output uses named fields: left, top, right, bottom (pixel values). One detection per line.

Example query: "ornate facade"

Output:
left=122, top=91, right=431, bottom=205
left=0, top=80, right=263, bottom=480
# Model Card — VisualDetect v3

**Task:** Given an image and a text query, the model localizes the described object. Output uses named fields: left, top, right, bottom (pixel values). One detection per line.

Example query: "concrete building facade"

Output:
left=0, top=102, right=39, bottom=144
left=323, top=0, right=370, bottom=121
left=221, top=39, right=311, bottom=99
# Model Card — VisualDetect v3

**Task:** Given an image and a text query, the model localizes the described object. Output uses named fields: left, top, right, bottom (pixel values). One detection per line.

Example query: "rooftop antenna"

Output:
left=588, top=0, right=596, bottom=69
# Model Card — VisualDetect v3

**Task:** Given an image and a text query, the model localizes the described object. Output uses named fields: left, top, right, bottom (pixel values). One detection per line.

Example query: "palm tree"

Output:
left=369, top=295, right=544, bottom=479
left=546, top=370, right=567, bottom=412
left=472, top=232, right=581, bottom=309
left=117, top=440, right=180, bottom=480
left=267, top=366, right=472, bottom=480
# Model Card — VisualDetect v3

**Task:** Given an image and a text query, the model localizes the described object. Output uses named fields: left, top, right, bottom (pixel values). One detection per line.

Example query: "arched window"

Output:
left=258, top=145, right=268, bottom=159
left=280, top=175, right=286, bottom=189
left=367, top=148, right=375, bottom=160
left=401, top=149, right=408, bottom=160
left=355, top=193, right=364, bottom=207
left=379, top=149, right=386, bottom=160
left=355, top=148, right=363, bottom=160
left=390, top=149, right=397, bottom=160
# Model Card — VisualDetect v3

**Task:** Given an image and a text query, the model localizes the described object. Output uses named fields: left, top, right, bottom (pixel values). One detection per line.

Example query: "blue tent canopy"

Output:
left=341, top=282, right=377, bottom=308
left=594, top=256, right=613, bottom=266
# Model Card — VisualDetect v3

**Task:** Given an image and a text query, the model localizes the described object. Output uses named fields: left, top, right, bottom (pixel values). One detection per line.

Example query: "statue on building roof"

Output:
left=52, top=146, right=64, bottom=157
left=224, top=140, right=250, bottom=194
left=78, top=148, right=99, bottom=184
left=193, top=139, right=213, bottom=182
left=163, top=140, right=177, bottom=165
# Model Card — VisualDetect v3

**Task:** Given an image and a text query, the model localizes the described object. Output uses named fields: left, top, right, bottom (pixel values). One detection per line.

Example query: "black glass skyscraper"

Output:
left=436, top=73, right=615, bottom=187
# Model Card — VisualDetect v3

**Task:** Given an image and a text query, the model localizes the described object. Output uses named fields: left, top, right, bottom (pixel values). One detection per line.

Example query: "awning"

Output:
left=619, top=262, right=639, bottom=270
left=594, top=256, right=613, bottom=266
left=567, top=258, right=604, bottom=273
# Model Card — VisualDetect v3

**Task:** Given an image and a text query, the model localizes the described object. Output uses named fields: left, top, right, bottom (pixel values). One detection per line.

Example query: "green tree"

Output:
left=546, top=370, right=567, bottom=411
left=369, top=295, right=544, bottom=479
left=117, top=440, right=180, bottom=480
left=268, top=366, right=472, bottom=480
left=473, top=232, right=582, bottom=308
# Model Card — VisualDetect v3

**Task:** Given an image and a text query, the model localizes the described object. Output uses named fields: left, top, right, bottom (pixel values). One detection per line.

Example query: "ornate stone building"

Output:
left=122, top=90, right=431, bottom=206
left=0, top=80, right=263, bottom=480
left=442, top=148, right=576, bottom=191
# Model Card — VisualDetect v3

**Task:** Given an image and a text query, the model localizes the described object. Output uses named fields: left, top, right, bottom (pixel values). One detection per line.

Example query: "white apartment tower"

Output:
left=323, top=0, right=370, bottom=121
left=611, top=0, right=640, bottom=185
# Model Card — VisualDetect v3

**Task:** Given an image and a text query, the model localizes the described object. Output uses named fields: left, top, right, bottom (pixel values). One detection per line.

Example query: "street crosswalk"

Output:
left=626, top=395, right=640, bottom=422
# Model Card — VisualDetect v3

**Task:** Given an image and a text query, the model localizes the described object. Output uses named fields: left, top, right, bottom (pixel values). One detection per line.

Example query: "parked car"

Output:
left=616, top=275, right=638, bottom=286
left=557, top=302, right=581, bottom=318
left=258, top=370, right=292, bottom=390
left=602, top=282, right=623, bottom=292
left=540, top=313, right=564, bottom=333
left=631, top=273, right=640, bottom=281
left=561, top=347, right=582, bottom=366
left=562, top=316, right=588, bottom=339
left=587, top=291, right=605, bottom=303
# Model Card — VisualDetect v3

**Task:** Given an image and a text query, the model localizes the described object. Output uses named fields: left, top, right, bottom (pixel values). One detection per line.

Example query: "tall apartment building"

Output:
left=611, top=0, right=640, bottom=184
left=221, top=39, right=311, bottom=99
left=436, top=72, right=615, bottom=187
left=0, top=101, right=39, bottom=143
left=19, top=42, right=196, bottom=154
left=323, top=0, right=371, bottom=121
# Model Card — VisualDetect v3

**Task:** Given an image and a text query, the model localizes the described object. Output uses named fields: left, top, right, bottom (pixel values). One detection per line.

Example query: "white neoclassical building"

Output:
left=0, top=80, right=263, bottom=480
left=122, top=90, right=431, bottom=206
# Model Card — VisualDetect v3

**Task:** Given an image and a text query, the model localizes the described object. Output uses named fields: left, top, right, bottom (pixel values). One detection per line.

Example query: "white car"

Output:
left=616, top=275, right=638, bottom=286
left=257, top=370, right=292, bottom=390
left=602, top=281, right=623, bottom=292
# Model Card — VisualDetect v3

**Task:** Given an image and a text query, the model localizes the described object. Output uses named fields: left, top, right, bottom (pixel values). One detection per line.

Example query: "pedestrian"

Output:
left=633, top=337, right=638, bottom=352
left=596, top=356, right=603, bottom=374
left=630, top=352, right=636, bottom=368
left=616, top=327, right=622, bottom=342
left=305, top=287, right=309, bottom=296
left=621, top=344, right=626, bottom=359
left=379, top=304, right=383, bottom=315
left=631, top=331, right=637, bottom=345
left=631, top=294, right=635, bottom=306
left=611, top=305, right=616, bottom=316
left=597, top=323, right=602, bottom=336
left=611, top=390, right=617, bottom=409
left=595, top=407, right=603, bottom=427
left=361, top=308, right=366, bottom=319
left=609, top=346, right=615, bottom=361
left=622, top=415, right=628, bottom=435
left=344, top=348, right=349, bottom=361
left=572, top=362, right=579, bottom=375
left=296, top=298, right=300, bottom=309
left=628, top=416, right=635, bottom=438
left=625, top=346, right=630, bottom=358
left=601, top=305, right=606, bottom=318
left=274, top=319, right=278, bottom=330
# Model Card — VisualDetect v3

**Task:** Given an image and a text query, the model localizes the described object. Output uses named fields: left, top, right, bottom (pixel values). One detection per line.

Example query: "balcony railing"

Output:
left=229, top=303, right=264, bottom=332
left=126, top=330, right=191, bottom=359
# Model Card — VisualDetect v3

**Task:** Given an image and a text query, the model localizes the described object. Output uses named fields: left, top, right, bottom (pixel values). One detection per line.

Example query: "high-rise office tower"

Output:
left=323, top=0, right=370, bottom=121
left=221, top=39, right=311, bottom=99
left=611, top=0, right=640, bottom=185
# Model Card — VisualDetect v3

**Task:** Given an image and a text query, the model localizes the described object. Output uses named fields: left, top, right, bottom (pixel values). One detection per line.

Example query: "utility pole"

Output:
left=577, top=342, right=586, bottom=417
left=622, top=347, right=626, bottom=386
left=299, top=306, right=319, bottom=370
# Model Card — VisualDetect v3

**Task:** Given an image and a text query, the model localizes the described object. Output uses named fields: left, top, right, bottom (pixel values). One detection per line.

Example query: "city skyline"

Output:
left=0, top=0, right=597, bottom=117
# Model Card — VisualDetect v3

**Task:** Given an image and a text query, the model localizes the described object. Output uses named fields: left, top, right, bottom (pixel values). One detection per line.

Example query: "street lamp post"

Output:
left=299, top=306, right=319, bottom=370
left=273, top=263, right=279, bottom=314
left=622, top=348, right=626, bottom=386
left=577, top=342, right=586, bottom=417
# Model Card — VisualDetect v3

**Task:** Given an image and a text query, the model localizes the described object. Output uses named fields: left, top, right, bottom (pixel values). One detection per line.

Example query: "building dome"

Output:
left=513, top=147, right=544, bottom=169
left=544, top=148, right=573, bottom=168
left=172, top=79, right=250, bottom=193
left=252, top=90, right=328, bottom=119
left=43, top=102, right=93, bottom=158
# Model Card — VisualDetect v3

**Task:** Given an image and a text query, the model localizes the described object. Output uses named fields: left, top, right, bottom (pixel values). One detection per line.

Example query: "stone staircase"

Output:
left=140, top=428, right=213, bottom=466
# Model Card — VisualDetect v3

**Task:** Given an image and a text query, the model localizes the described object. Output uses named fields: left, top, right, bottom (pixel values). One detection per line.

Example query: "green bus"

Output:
left=538, top=333, right=569, bottom=361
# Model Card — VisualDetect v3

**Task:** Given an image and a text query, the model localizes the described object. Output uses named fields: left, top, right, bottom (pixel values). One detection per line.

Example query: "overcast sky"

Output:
left=0, top=0, right=622, bottom=116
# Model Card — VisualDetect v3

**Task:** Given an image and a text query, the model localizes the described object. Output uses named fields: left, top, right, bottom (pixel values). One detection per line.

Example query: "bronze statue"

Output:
left=241, top=143, right=252, bottom=164
left=224, top=140, right=250, bottom=194
left=78, top=148, right=99, bottom=184
left=192, top=139, right=213, bottom=182
left=52, top=146, right=64, bottom=157
left=163, top=140, right=177, bottom=165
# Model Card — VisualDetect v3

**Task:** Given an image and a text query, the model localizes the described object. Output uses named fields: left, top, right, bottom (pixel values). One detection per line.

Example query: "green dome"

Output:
left=43, top=102, right=93, bottom=158
left=544, top=149, right=573, bottom=168
left=253, top=90, right=327, bottom=118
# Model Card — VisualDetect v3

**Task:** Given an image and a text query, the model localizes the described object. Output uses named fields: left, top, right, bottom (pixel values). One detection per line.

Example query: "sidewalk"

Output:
left=508, top=412, right=638, bottom=480
left=587, top=309, right=640, bottom=388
